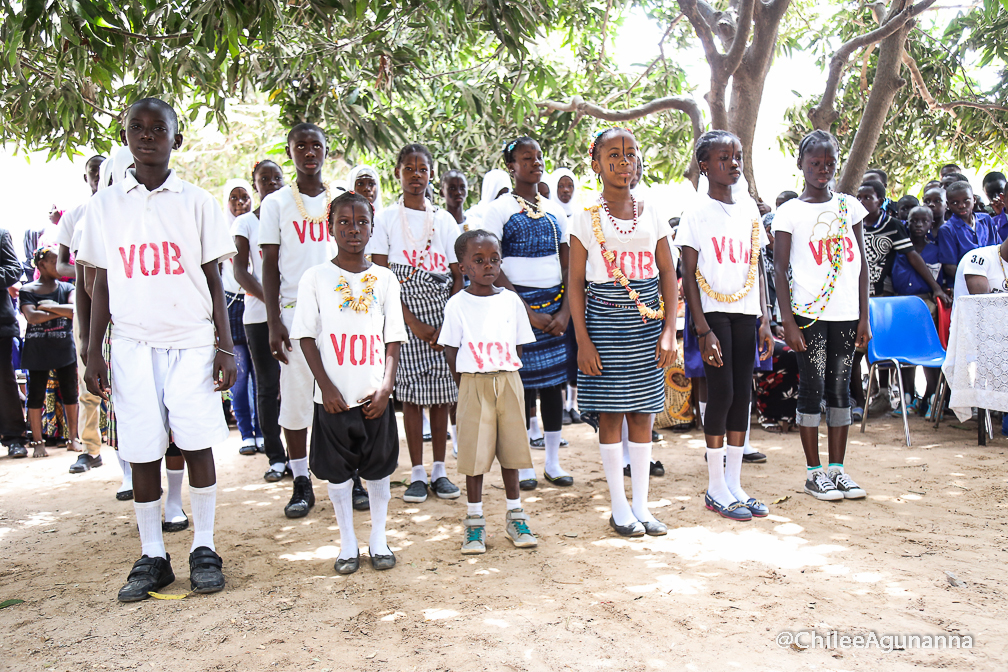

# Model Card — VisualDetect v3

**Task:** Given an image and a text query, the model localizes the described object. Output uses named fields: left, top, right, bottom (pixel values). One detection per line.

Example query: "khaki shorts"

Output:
left=456, top=370, right=532, bottom=476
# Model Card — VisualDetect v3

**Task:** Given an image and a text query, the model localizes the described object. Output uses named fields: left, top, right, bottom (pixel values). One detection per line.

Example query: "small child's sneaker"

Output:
left=804, top=470, right=843, bottom=501
left=505, top=509, right=537, bottom=548
left=461, top=515, right=486, bottom=555
left=828, top=469, right=866, bottom=499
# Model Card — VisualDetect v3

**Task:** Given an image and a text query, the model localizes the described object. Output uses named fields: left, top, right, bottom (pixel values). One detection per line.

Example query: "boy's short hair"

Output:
left=128, top=97, right=179, bottom=135
left=287, top=122, right=326, bottom=144
left=982, top=171, right=1006, bottom=187
left=907, top=205, right=933, bottom=221
left=940, top=163, right=961, bottom=174
left=896, top=194, right=919, bottom=209
left=864, top=168, right=888, bottom=186
left=454, top=229, right=500, bottom=262
left=946, top=180, right=973, bottom=197
left=859, top=180, right=886, bottom=200
left=777, top=190, right=799, bottom=203
left=948, top=172, right=969, bottom=183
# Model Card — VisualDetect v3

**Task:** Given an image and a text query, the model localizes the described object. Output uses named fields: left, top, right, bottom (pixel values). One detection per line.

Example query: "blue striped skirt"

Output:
left=513, top=284, right=568, bottom=389
left=578, top=279, right=665, bottom=418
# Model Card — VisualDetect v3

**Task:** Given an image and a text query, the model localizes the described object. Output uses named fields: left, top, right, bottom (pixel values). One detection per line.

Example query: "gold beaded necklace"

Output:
left=291, top=181, right=332, bottom=226
left=694, top=218, right=761, bottom=304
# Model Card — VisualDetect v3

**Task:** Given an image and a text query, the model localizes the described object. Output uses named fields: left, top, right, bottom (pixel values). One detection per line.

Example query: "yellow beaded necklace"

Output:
left=291, top=181, right=332, bottom=226
left=694, top=218, right=761, bottom=303
left=335, top=273, right=378, bottom=313
left=589, top=205, right=665, bottom=321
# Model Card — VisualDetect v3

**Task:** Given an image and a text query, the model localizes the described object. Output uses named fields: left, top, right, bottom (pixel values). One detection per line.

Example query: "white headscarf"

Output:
left=550, top=168, right=578, bottom=219
left=97, top=146, right=135, bottom=191
left=347, top=165, right=383, bottom=212
left=222, top=178, right=255, bottom=226
left=480, top=169, right=512, bottom=206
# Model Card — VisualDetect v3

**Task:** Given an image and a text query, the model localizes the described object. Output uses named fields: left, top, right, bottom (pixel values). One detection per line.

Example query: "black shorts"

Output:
left=309, top=402, right=399, bottom=484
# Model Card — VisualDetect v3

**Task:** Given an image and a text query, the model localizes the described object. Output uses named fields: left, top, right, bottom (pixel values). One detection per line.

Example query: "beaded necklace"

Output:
left=695, top=217, right=761, bottom=303
left=600, top=195, right=639, bottom=243
left=589, top=205, right=665, bottom=322
left=335, top=273, right=378, bottom=313
left=513, top=192, right=547, bottom=219
left=791, top=194, right=848, bottom=327
left=291, top=181, right=331, bottom=226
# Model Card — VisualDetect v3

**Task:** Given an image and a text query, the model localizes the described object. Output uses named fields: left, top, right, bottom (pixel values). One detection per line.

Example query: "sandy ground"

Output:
left=0, top=409, right=1006, bottom=671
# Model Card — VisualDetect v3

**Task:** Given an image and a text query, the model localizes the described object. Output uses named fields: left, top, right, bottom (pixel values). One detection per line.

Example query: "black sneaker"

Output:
left=430, top=476, right=461, bottom=499
left=352, top=476, right=370, bottom=511
left=284, top=476, right=315, bottom=518
left=519, top=478, right=537, bottom=491
left=403, top=480, right=428, bottom=503
left=117, top=554, right=175, bottom=602
left=69, top=453, right=102, bottom=473
left=7, top=443, right=27, bottom=458
left=189, top=546, right=225, bottom=594
left=742, top=451, right=767, bottom=463
left=650, top=460, right=664, bottom=477
left=804, top=469, right=843, bottom=501
left=569, top=409, right=583, bottom=424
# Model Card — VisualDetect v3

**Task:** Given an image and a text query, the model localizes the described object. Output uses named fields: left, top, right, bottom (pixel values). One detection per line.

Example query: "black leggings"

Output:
left=794, top=317, right=857, bottom=427
left=244, top=322, right=285, bottom=465
left=701, top=312, right=757, bottom=436
left=27, top=364, right=78, bottom=409
left=525, top=384, right=564, bottom=433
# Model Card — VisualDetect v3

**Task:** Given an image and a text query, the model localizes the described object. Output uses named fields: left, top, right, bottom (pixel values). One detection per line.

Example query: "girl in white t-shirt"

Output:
left=232, top=160, right=287, bottom=478
left=679, top=130, right=774, bottom=522
left=368, top=143, right=463, bottom=504
left=772, top=130, right=871, bottom=502
left=568, top=127, right=679, bottom=537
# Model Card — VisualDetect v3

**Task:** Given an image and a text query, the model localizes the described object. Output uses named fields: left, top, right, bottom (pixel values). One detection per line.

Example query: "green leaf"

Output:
left=0, top=599, right=24, bottom=609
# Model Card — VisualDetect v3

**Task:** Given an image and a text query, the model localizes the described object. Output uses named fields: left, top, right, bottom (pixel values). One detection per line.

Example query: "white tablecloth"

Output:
left=942, top=294, right=1008, bottom=422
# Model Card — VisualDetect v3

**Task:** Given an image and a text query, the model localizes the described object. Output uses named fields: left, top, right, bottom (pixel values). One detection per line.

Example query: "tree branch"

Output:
left=598, top=0, right=614, bottom=66
left=536, top=95, right=703, bottom=139
left=16, top=54, right=120, bottom=118
left=621, top=15, right=684, bottom=99
left=678, top=0, right=721, bottom=70
left=722, top=0, right=755, bottom=75
left=96, top=26, right=194, bottom=42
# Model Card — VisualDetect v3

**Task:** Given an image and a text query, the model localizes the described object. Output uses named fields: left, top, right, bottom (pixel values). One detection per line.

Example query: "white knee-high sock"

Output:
left=621, top=419, right=630, bottom=468
left=328, top=481, right=357, bottom=561
left=134, top=499, right=165, bottom=559
left=544, top=431, right=568, bottom=477
left=627, top=442, right=657, bottom=522
left=600, top=442, right=635, bottom=526
left=189, top=484, right=217, bottom=552
left=117, top=452, right=133, bottom=492
left=364, top=477, right=391, bottom=556
left=706, top=447, right=734, bottom=506
left=725, top=445, right=749, bottom=503
left=164, top=469, right=186, bottom=523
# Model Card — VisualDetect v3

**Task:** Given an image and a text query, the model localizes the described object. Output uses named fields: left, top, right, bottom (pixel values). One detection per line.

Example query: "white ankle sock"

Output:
left=364, top=477, right=391, bottom=556
left=289, top=456, right=309, bottom=480
left=544, top=431, right=568, bottom=477
left=164, top=469, right=186, bottom=523
left=189, top=484, right=217, bottom=552
left=431, top=461, right=447, bottom=482
left=505, top=497, right=521, bottom=511
left=599, top=442, right=635, bottom=526
left=627, top=441, right=657, bottom=523
left=528, top=416, right=542, bottom=441
left=467, top=501, right=483, bottom=516
left=621, top=419, right=630, bottom=468
left=328, top=481, right=357, bottom=561
left=518, top=468, right=536, bottom=481
left=117, top=452, right=133, bottom=492
left=724, top=445, right=749, bottom=503
left=706, top=447, right=734, bottom=506
left=134, top=499, right=165, bottom=559
left=410, top=465, right=428, bottom=484
left=270, top=461, right=286, bottom=473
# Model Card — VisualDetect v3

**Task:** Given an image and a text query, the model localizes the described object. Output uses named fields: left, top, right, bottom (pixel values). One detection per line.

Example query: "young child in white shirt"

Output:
left=438, top=230, right=538, bottom=554
left=259, top=123, right=335, bottom=519
left=77, top=98, right=237, bottom=602
left=290, top=191, right=407, bottom=574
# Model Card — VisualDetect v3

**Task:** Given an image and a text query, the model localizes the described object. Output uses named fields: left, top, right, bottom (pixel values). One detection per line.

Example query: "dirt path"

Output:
left=1, top=412, right=1005, bottom=670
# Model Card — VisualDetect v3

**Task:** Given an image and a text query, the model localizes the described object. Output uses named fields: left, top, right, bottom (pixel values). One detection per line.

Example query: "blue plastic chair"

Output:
left=860, top=296, right=946, bottom=446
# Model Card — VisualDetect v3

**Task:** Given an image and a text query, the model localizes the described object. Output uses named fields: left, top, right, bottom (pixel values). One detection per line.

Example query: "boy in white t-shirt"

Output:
left=953, top=240, right=1008, bottom=300
left=259, top=123, right=336, bottom=519
left=77, top=98, right=237, bottom=602
left=438, top=230, right=538, bottom=554
left=290, top=191, right=407, bottom=574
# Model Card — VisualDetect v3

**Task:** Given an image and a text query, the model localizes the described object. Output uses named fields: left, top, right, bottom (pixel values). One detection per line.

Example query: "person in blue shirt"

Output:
left=983, top=171, right=1006, bottom=241
left=937, top=181, right=1000, bottom=281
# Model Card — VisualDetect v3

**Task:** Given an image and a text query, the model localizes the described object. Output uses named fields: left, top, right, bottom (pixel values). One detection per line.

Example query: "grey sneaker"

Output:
left=828, top=469, right=866, bottom=499
left=403, top=480, right=428, bottom=503
left=461, top=515, right=486, bottom=554
left=804, top=469, right=844, bottom=501
left=505, top=509, right=537, bottom=548
left=430, top=476, right=461, bottom=499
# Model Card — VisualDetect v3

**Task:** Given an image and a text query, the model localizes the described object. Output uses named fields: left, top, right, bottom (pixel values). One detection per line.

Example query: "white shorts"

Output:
left=278, top=306, right=314, bottom=431
left=111, top=340, right=229, bottom=463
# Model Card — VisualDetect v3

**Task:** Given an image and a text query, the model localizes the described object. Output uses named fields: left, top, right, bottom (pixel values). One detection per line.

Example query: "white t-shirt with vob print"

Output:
left=366, top=203, right=460, bottom=274
left=953, top=244, right=1008, bottom=301
left=289, top=263, right=408, bottom=408
left=437, top=289, right=536, bottom=374
left=570, top=200, right=675, bottom=285
left=771, top=194, right=868, bottom=322
left=677, top=194, right=768, bottom=317
left=258, top=186, right=336, bottom=306
left=477, top=194, right=570, bottom=288
left=75, top=170, right=236, bottom=349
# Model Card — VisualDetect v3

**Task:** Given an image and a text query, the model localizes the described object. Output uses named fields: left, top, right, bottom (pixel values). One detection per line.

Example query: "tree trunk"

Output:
left=837, top=17, right=911, bottom=194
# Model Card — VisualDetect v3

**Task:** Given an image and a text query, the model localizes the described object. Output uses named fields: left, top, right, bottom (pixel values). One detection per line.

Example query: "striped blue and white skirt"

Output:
left=513, top=284, right=568, bottom=390
left=578, top=278, right=665, bottom=419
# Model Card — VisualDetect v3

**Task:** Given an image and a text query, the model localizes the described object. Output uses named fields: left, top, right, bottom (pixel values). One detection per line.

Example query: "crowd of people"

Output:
left=1, top=96, right=1004, bottom=603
